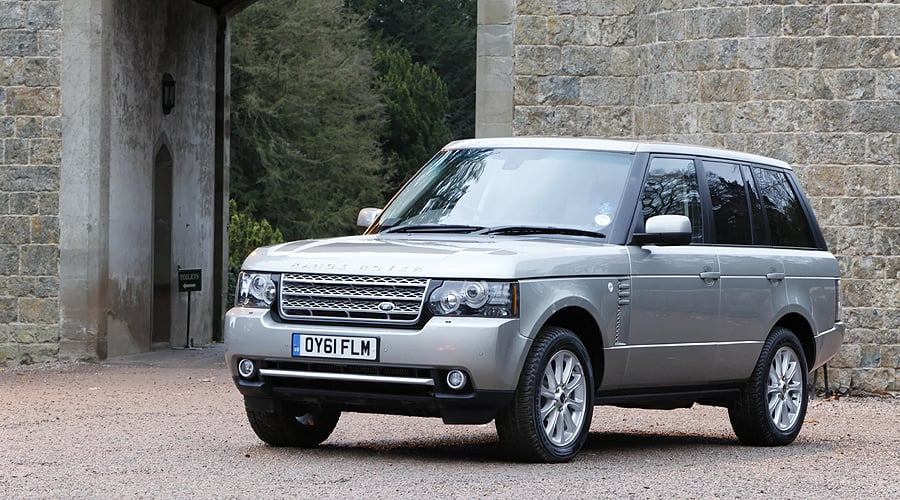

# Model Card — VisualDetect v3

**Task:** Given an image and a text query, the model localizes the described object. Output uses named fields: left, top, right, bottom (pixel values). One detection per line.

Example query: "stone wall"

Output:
left=0, top=0, right=62, bottom=365
left=479, top=0, right=899, bottom=391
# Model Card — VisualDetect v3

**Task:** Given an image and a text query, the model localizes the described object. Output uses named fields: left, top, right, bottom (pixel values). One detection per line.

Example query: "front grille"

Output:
left=278, top=273, right=429, bottom=325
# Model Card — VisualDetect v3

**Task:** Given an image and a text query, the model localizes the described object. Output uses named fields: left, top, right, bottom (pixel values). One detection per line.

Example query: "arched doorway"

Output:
left=152, top=145, right=174, bottom=348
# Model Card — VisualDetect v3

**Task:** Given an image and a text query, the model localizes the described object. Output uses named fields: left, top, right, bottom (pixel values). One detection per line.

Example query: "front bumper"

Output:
left=224, top=308, right=527, bottom=424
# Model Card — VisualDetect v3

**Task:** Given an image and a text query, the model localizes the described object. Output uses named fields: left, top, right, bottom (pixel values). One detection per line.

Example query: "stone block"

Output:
left=866, top=199, right=900, bottom=229
left=749, top=68, right=797, bottom=101
left=513, top=76, right=580, bottom=106
left=554, top=106, right=593, bottom=136
left=851, top=101, right=900, bottom=132
left=859, top=37, right=900, bottom=68
left=5, top=87, right=60, bottom=116
left=844, top=327, right=875, bottom=345
left=700, top=103, right=734, bottom=134
left=657, top=10, right=685, bottom=41
left=15, top=343, right=59, bottom=365
left=26, top=1, right=61, bottom=30
left=514, top=16, right=549, bottom=45
left=813, top=101, right=852, bottom=133
left=0, top=297, right=16, bottom=323
left=634, top=13, right=655, bottom=45
left=860, top=344, right=881, bottom=368
left=817, top=366, right=850, bottom=394
left=700, top=71, right=750, bottom=103
left=4, top=138, right=28, bottom=164
left=19, top=244, right=58, bottom=275
left=513, top=106, right=555, bottom=135
left=852, top=368, right=893, bottom=393
left=0, top=30, right=37, bottom=56
left=797, top=133, right=866, bottom=165
left=874, top=5, right=900, bottom=36
left=589, top=106, right=632, bottom=137
left=0, top=165, right=59, bottom=192
left=14, top=324, right=59, bottom=344
left=38, top=30, right=60, bottom=57
left=824, top=69, right=875, bottom=100
left=875, top=69, right=900, bottom=100
left=784, top=6, right=826, bottom=37
left=773, top=38, right=814, bottom=68
left=749, top=6, right=781, bottom=37
left=874, top=228, right=900, bottom=256
left=16, top=117, right=42, bottom=139
left=815, top=37, right=860, bottom=69
left=9, top=193, right=39, bottom=215
left=562, top=46, right=635, bottom=77
left=581, top=77, right=634, bottom=106
left=829, top=343, right=860, bottom=368
left=0, top=245, right=16, bottom=275
left=639, top=43, right=676, bottom=73
left=848, top=255, right=886, bottom=280
left=513, top=45, right=560, bottom=76
left=554, top=0, right=586, bottom=16
left=0, top=216, right=30, bottom=244
left=0, top=117, right=14, bottom=138
left=686, top=7, right=747, bottom=39
left=29, top=138, right=60, bottom=165
left=0, top=57, right=59, bottom=87
left=517, top=0, right=554, bottom=16
left=477, top=0, right=514, bottom=25
left=38, top=193, right=58, bottom=215
left=587, top=0, right=635, bottom=17
left=827, top=5, right=873, bottom=37
left=30, top=215, right=58, bottom=244
left=736, top=38, right=772, bottom=70
left=0, top=2, right=26, bottom=29
left=880, top=345, right=900, bottom=369
left=843, top=166, right=894, bottom=197
left=18, top=297, right=58, bottom=324
left=843, top=307, right=884, bottom=330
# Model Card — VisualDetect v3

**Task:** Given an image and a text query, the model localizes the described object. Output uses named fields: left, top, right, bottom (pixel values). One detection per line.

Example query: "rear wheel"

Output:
left=245, top=402, right=340, bottom=447
left=496, top=326, right=594, bottom=462
left=729, top=327, right=808, bottom=446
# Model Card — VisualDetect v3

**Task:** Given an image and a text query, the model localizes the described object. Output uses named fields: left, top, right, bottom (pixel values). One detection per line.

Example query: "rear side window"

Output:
left=751, top=167, right=816, bottom=248
left=704, top=161, right=753, bottom=245
left=641, top=157, right=703, bottom=242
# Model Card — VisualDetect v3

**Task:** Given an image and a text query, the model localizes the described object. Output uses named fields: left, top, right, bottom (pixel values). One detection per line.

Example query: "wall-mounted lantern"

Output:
left=162, top=73, right=176, bottom=115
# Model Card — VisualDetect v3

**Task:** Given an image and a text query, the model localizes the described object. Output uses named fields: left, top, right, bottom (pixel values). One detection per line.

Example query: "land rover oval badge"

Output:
left=378, top=302, right=396, bottom=312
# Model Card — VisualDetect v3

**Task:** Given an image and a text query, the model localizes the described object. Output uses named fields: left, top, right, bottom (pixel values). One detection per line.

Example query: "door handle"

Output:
left=699, top=271, right=720, bottom=280
left=766, top=272, right=785, bottom=281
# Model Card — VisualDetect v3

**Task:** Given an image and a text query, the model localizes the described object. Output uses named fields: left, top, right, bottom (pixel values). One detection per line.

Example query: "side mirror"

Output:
left=356, top=208, right=382, bottom=234
left=631, top=215, right=692, bottom=246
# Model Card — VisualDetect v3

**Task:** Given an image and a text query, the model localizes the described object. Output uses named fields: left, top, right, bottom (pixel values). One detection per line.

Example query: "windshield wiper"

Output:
left=474, top=225, right=606, bottom=238
left=382, top=224, right=485, bottom=234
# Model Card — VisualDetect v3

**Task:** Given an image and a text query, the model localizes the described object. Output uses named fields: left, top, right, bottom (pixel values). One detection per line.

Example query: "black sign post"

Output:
left=177, top=268, right=202, bottom=348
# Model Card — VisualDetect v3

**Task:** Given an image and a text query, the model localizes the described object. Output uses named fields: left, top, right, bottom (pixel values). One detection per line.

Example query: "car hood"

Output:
left=241, top=234, right=629, bottom=279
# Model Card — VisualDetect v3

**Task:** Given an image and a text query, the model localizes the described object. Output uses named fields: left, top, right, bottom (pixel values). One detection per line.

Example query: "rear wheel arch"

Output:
left=544, top=307, right=605, bottom=389
left=775, top=313, right=815, bottom=368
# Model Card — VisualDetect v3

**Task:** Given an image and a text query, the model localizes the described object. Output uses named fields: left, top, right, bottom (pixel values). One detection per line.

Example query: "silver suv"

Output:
left=225, top=138, right=844, bottom=462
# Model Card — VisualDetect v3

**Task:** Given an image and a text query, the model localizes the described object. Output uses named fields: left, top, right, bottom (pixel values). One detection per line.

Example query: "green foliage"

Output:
left=352, top=0, right=477, bottom=140
left=374, top=46, right=452, bottom=195
left=231, top=0, right=388, bottom=241
left=228, top=199, right=284, bottom=292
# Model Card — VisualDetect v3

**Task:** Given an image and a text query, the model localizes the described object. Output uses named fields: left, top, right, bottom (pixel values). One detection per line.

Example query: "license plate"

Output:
left=292, top=334, right=378, bottom=361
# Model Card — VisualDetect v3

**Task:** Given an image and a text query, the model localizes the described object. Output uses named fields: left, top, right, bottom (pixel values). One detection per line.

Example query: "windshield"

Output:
left=372, top=147, right=635, bottom=235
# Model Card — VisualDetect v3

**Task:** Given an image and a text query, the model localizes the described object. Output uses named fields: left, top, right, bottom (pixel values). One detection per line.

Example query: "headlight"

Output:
left=428, top=281, right=518, bottom=318
left=235, top=272, right=277, bottom=308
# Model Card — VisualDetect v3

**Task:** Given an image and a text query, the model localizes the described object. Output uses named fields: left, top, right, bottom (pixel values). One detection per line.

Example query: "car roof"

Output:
left=443, top=137, right=791, bottom=170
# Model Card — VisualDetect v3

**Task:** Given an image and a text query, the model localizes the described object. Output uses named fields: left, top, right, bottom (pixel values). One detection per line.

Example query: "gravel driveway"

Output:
left=1, top=345, right=898, bottom=499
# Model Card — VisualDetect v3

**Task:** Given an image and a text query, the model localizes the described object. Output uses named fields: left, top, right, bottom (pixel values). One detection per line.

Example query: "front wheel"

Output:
left=729, top=327, right=809, bottom=446
left=495, top=326, right=594, bottom=462
left=245, top=401, right=340, bottom=448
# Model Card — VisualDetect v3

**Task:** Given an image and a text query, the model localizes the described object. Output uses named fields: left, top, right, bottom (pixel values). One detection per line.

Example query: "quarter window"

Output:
left=751, top=167, right=816, bottom=248
left=641, top=157, right=703, bottom=242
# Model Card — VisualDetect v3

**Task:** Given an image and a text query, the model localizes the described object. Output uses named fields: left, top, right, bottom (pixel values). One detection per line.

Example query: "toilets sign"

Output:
left=177, top=268, right=202, bottom=292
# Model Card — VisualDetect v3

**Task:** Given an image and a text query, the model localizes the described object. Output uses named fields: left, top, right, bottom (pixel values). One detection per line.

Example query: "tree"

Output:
left=351, top=0, right=477, bottom=140
left=231, top=0, right=388, bottom=241
left=228, top=199, right=283, bottom=293
left=373, top=46, right=453, bottom=195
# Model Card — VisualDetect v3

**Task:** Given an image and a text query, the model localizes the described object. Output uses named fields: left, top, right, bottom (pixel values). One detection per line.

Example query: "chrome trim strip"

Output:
left=606, top=340, right=762, bottom=350
left=259, top=368, right=435, bottom=386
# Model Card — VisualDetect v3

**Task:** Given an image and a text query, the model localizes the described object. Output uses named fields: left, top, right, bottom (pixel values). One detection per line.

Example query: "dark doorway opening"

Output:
left=152, top=145, right=174, bottom=348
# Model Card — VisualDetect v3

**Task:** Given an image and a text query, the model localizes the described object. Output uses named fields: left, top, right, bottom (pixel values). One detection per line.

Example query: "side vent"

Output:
left=615, top=278, right=630, bottom=344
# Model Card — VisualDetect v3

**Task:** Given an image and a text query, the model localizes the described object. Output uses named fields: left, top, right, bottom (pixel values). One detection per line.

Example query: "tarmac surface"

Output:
left=1, top=344, right=898, bottom=499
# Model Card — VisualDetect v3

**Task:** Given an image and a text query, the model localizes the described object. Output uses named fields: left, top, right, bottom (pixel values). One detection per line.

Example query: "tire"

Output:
left=495, top=326, right=594, bottom=463
left=729, top=327, right=809, bottom=446
left=245, top=401, right=340, bottom=448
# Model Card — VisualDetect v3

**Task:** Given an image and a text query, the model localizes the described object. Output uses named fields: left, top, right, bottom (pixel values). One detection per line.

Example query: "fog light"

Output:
left=446, top=370, right=466, bottom=390
left=238, top=358, right=256, bottom=378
